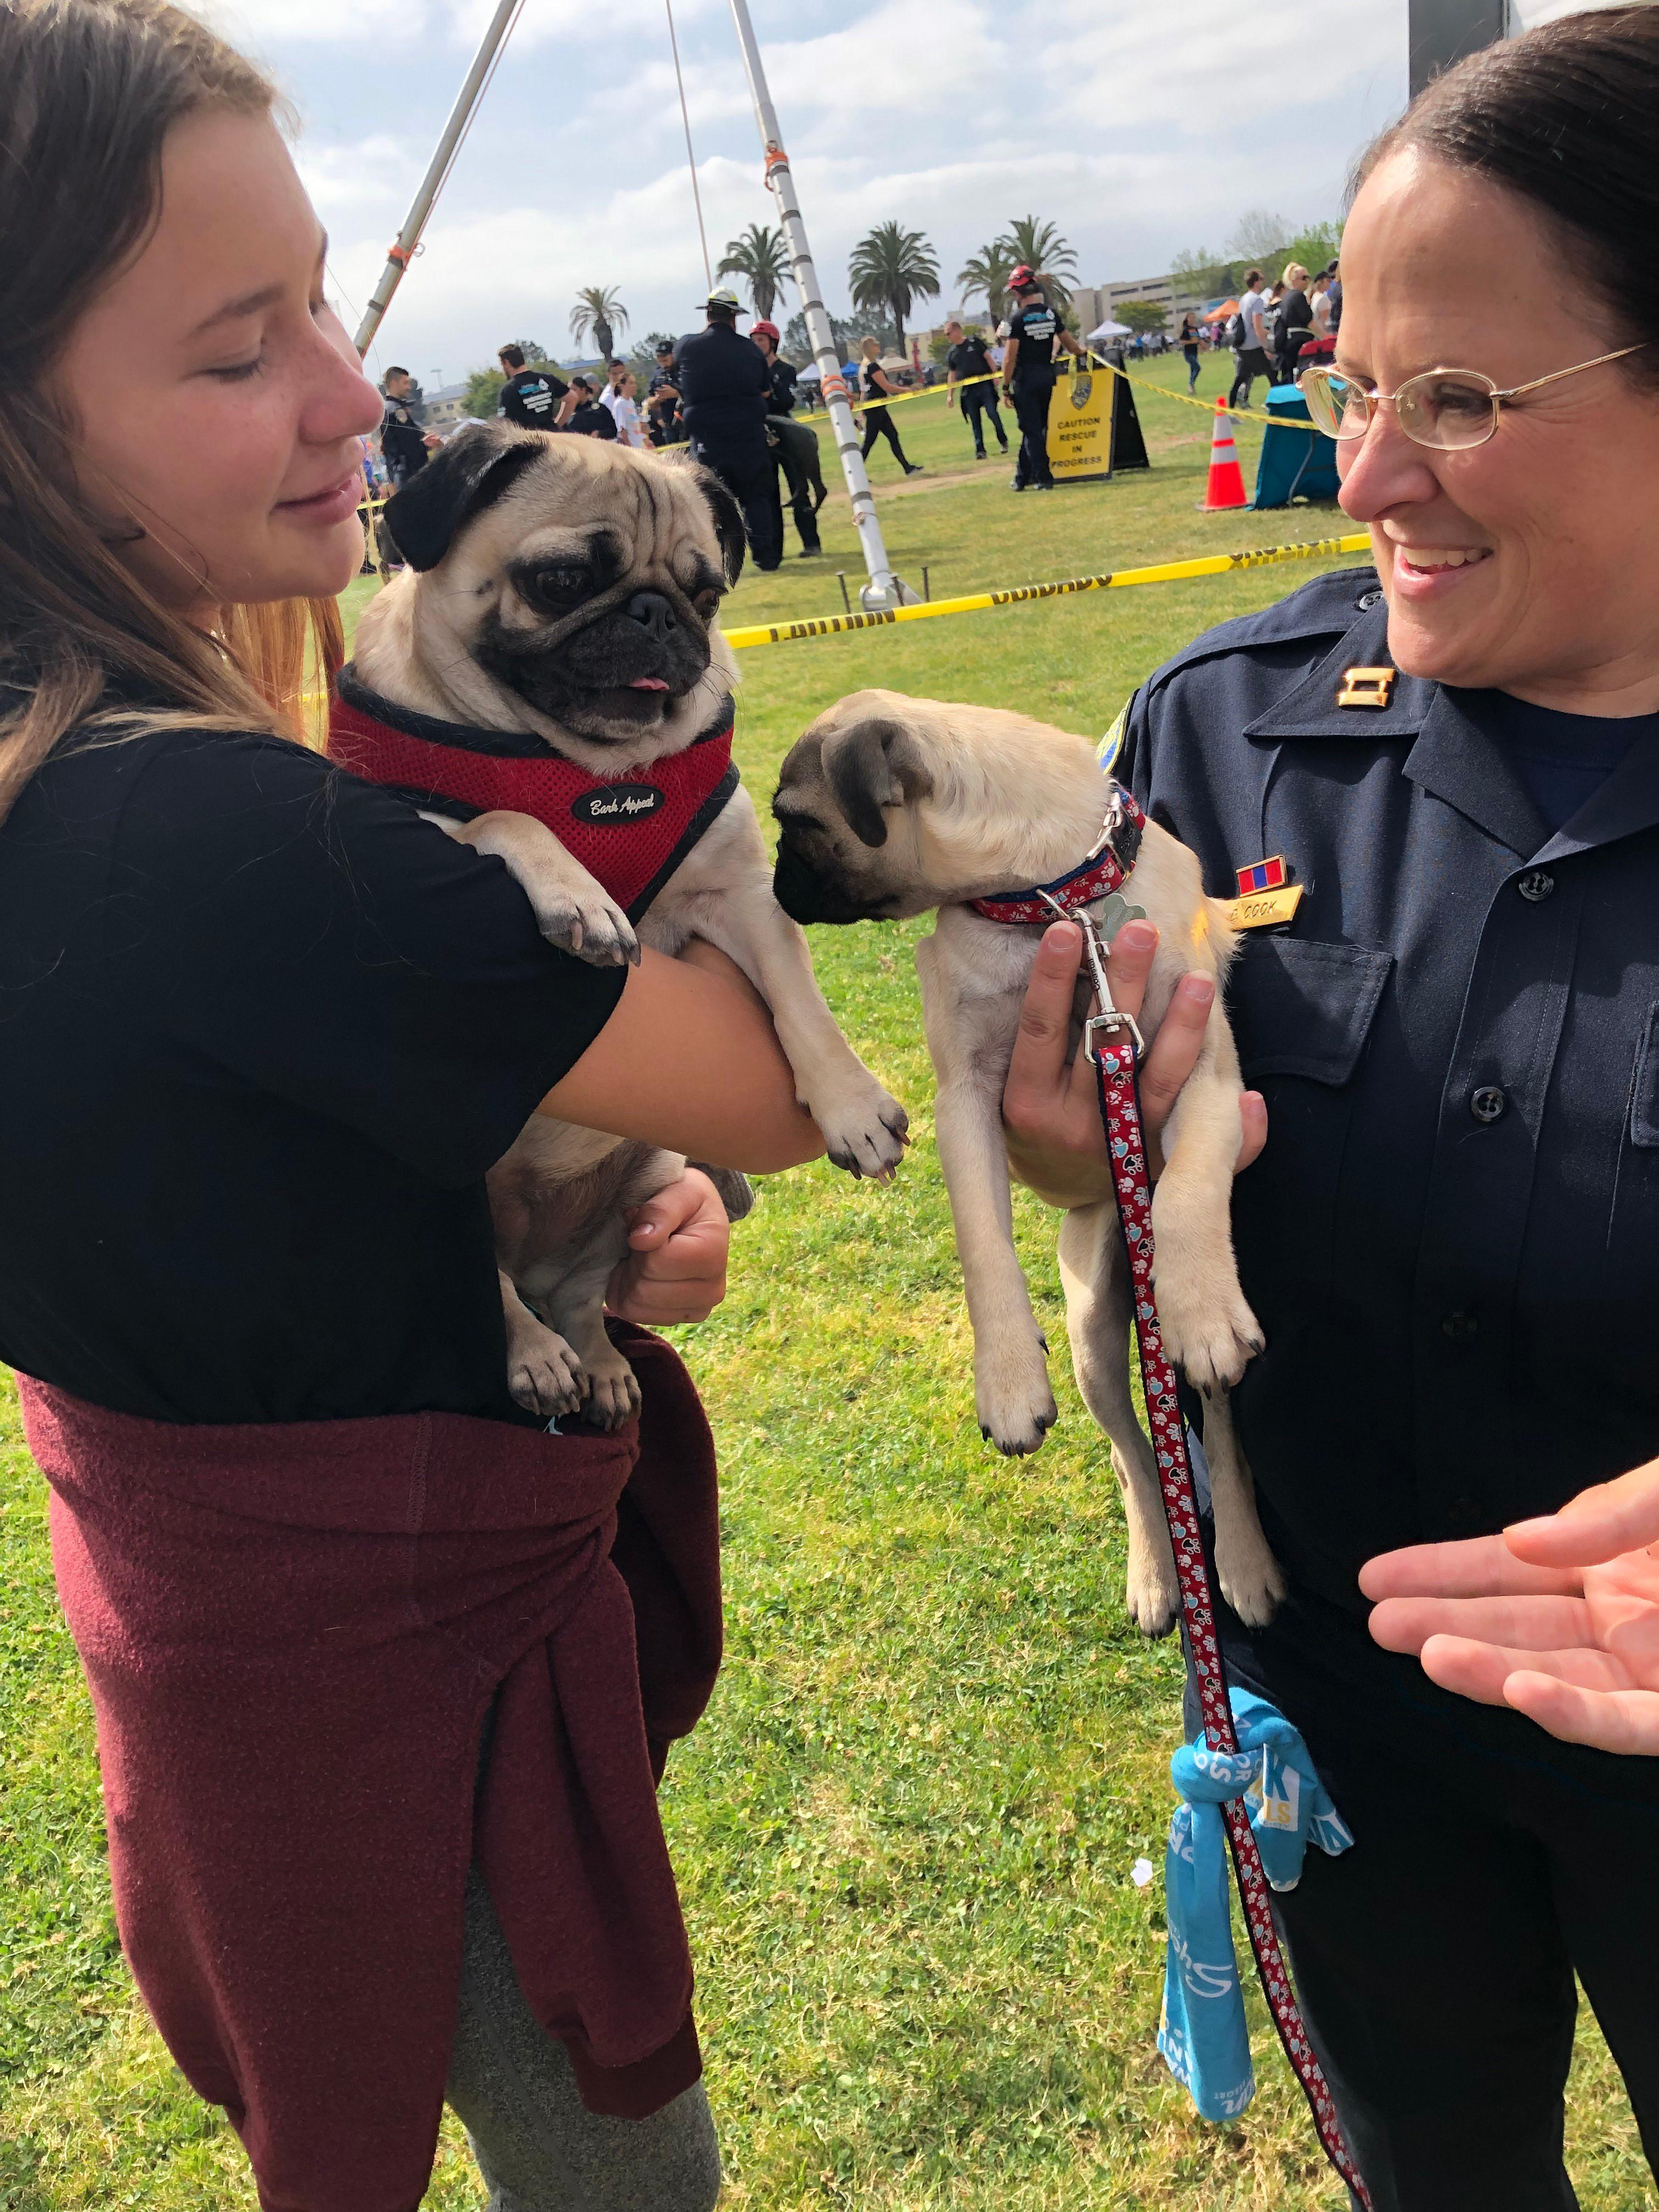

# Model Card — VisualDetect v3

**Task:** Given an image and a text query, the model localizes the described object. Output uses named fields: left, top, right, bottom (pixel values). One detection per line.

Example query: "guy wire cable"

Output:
left=666, top=0, right=714, bottom=295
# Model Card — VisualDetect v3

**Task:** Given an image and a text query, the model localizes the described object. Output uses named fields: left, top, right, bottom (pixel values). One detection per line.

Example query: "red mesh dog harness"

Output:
left=329, top=665, right=739, bottom=922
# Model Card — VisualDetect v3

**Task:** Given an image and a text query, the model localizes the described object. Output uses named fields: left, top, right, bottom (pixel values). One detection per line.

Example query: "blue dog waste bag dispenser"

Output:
left=1252, top=384, right=1340, bottom=510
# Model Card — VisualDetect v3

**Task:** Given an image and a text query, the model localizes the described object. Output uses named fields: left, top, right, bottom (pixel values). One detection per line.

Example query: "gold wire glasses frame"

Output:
left=1300, top=343, right=1649, bottom=450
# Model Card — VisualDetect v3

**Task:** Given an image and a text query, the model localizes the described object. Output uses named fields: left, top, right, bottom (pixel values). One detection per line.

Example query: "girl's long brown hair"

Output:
left=0, top=0, right=345, bottom=827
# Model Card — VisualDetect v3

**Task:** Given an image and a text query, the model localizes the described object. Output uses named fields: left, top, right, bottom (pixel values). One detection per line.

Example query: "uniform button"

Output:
left=1516, top=870, right=1555, bottom=903
left=1355, top=588, right=1385, bottom=611
left=1441, top=1310, right=1479, bottom=1344
left=1470, top=1086, right=1506, bottom=1124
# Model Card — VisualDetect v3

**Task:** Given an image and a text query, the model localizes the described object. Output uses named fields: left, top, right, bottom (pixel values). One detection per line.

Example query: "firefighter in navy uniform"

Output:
left=379, top=366, right=437, bottom=488
left=495, top=343, right=568, bottom=431
left=1000, top=267, right=1082, bottom=490
left=673, top=289, right=780, bottom=571
left=752, top=318, right=825, bottom=559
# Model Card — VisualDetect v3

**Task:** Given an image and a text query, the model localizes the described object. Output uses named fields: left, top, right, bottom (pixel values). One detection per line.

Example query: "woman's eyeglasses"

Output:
left=1301, top=343, right=1647, bottom=450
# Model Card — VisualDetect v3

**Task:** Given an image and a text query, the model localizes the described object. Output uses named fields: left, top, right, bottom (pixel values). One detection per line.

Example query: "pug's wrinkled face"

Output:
left=772, top=697, right=938, bottom=924
left=382, top=425, right=745, bottom=755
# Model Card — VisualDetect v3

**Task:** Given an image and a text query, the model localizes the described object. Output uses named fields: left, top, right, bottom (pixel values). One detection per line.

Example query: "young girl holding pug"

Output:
left=0, top=4, right=831, bottom=2205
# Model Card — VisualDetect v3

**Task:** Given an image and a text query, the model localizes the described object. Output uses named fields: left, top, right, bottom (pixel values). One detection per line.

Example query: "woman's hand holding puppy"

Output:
left=1001, top=919, right=1267, bottom=1208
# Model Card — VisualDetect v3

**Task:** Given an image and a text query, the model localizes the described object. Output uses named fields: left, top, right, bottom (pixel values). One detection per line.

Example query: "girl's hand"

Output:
left=1362, top=1456, right=1659, bottom=1754
left=605, top=1168, right=730, bottom=1325
left=1001, top=918, right=1266, bottom=1210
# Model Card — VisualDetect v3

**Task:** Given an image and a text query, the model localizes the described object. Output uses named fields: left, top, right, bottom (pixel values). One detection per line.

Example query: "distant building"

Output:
left=422, top=380, right=472, bottom=434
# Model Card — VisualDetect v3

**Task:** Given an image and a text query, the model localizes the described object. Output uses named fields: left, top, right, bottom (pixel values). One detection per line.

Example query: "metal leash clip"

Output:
left=1036, top=887, right=1145, bottom=1060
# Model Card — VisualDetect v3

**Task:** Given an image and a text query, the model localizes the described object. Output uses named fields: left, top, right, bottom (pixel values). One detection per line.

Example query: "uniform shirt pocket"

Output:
left=1228, top=936, right=1394, bottom=1087
left=1630, top=1002, right=1659, bottom=1149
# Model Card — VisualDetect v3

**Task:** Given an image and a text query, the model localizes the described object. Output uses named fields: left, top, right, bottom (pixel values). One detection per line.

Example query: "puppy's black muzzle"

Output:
left=772, top=840, right=881, bottom=926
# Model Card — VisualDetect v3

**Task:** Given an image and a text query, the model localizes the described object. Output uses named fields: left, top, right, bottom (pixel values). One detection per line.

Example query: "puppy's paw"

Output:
left=1124, top=1543, right=1181, bottom=1638
left=1153, top=1272, right=1265, bottom=1394
left=809, top=1071, right=910, bottom=1182
left=527, top=884, right=639, bottom=969
left=578, top=1350, right=643, bottom=1432
left=506, top=1321, right=586, bottom=1420
left=1216, top=1522, right=1286, bottom=1630
left=973, top=1336, right=1057, bottom=1458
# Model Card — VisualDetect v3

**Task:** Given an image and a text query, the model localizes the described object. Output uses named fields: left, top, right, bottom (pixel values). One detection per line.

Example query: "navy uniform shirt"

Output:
left=380, top=394, right=428, bottom=484
left=1119, top=568, right=1659, bottom=1764
left=764, top=357, right=799, bottom=415
left=672, top=324, right=770, bottom=466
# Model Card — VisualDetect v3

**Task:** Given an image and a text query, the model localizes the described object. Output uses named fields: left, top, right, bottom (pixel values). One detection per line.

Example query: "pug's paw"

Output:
left=579, top=1347, right=643, bottom=1433
left=809, top=1071, right=910, bottom=1182
left=1124, top=1534, right=1181, bottom=1638
left=1153, top=1271, right=1265, bottom=1394
left=506, top=1318, right=586, bottom=1419
left=974, top=1333, right=1057, bottom=1458
left=527, top=883, right=640, bottom=969
left=1215, top=1517, right=1285, bottom=1630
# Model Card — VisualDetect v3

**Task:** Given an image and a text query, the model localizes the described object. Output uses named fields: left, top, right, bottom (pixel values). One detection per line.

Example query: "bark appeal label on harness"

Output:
left=570, top=782, right=665, bottom=826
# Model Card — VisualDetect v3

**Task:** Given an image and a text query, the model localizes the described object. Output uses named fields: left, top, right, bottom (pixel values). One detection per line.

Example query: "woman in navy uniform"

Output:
left=1002, top=15, right=1659, bottom=2206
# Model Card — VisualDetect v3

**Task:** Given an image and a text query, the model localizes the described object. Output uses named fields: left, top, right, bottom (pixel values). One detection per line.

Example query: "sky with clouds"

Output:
left=199, top=0, right=1600, bottom=388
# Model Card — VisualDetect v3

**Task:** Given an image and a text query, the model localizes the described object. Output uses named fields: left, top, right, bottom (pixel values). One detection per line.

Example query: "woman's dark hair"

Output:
left=1356, top=6, right=1659, bottom=380
left=0, top=0, right=341, bottom=825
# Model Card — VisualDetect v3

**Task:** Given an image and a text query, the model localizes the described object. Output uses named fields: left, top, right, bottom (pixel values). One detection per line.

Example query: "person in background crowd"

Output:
left=1177, top=309, right=1201, bottom=392
left=1310, top=270, right=1334, bottom=336
left=989, top=325, right=1007, bottom=371
left=1323, top=255, right=1343, bottom=334
left=609, top=368, right=647, bottom=449
left=1000, top=266, right=1083, bottom=492
left=597, top=359, right=629, bottom=428
left=1007, top=12, right=1659, bottom=2200
left=751, top=320, right=825, bottom=558
left=557, top=375, right=618, bottom=440
left=942, top=317, right=1009, bottom=459
left=1228, top=269, right=1270, bottom=410
left=1274, top=262, right=1315, bottom=381
left=379, top=365, right=438, bottom=487
left=856, top=335, right=921, bottom=477
left=495, top=343, right=567, bottom=431
left=646, top=340, right=684, bottom=447
left=674, top=287, right=781, bottom=571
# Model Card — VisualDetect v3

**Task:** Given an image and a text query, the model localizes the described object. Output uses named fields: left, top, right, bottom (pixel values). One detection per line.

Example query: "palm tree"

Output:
left=995, top=215, right=1079, bottom=311
left=569, top=285, right=629, bottom=364
left=847, top=220, right=940, bottom=354
left=956, top=241, right=1014, bottom=328
left=716, top=223, right=792, bottom=321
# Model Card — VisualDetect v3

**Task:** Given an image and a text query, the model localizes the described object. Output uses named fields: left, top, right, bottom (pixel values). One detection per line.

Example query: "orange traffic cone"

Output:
left=1198, top=396, right=1249, bottom=511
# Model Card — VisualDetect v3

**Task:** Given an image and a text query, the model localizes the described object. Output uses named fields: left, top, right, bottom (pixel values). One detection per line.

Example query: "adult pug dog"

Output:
left=771, top=690, right=1283, bottom=1633
left=342, top=427, right=907, bottom=1427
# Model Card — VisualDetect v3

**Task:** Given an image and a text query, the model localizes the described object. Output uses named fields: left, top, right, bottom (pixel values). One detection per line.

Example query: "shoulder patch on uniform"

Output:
left=1141, top=565, right=1381, bottom=701
left=1097, top=703, right=1129, bottom=772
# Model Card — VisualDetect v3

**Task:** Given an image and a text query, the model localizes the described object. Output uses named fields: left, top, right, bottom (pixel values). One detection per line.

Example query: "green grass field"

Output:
left=3, top=353, right=1652, bottom=2209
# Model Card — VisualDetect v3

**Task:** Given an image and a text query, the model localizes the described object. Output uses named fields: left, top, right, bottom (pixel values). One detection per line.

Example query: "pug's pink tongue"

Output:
left=628, top=677, right=669, bottom=692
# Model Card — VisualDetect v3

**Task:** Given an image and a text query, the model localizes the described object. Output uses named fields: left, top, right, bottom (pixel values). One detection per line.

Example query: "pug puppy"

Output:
left=348, top=428, right=907, bottom=1427
left=770, top=689, right=1283, bottom=1633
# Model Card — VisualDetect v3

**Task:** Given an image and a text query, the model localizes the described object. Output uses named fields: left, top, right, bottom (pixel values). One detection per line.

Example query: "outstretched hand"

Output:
left=1001, top=917, right=1266, bottom=1210
left=1362, top=1456, right=1659, bottom=1754
left=604, top=1167, right=730, bottom=1326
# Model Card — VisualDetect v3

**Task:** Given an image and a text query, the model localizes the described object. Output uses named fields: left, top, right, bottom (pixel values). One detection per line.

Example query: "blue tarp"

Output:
left=1253, top=383, right=1340, bottom=509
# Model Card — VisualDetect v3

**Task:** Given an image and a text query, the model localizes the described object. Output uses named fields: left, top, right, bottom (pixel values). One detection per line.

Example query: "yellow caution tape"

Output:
left=793, top=352, right=1319, bottom=433
left=723, top=531, right=1369, bottom=651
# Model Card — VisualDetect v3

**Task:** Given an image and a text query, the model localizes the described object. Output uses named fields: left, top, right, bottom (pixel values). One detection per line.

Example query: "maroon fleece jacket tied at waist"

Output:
left=18, top=1325, right=721, bottom=2212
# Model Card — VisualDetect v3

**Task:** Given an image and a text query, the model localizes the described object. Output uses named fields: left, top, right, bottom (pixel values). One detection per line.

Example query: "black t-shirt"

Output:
left=498, top=368, right=569, bottom=429
left=1007, top=300, right=1060, bottom=379
left=1462, top=690, right=1651, bottom=833
left=946, top=337, right=994, bottom=384
left=0, top=724, right=625, bottom=1425
left=859, top=360, right=891, bottom=405
left=765, top=358, right=799, bottom=414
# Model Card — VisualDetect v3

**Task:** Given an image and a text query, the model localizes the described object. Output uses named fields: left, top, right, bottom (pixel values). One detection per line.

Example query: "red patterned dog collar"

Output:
left=969, top=787, right=1146, bottom=924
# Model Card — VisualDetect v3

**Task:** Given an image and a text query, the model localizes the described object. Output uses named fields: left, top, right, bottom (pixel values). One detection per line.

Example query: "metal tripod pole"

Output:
left=726, top=0, right=915, bottom=611
left=353, top=0, right=524, bottom=358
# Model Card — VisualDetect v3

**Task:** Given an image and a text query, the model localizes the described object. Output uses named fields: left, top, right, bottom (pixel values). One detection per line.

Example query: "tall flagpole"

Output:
left=353, top=0, right=526, bottom=358
left=725, top=0, right=915, bottom=611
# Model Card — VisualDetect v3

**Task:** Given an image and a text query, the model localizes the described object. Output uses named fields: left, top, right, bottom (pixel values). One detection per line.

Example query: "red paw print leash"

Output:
left=1054, top=885, right=1373, bottom=2210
